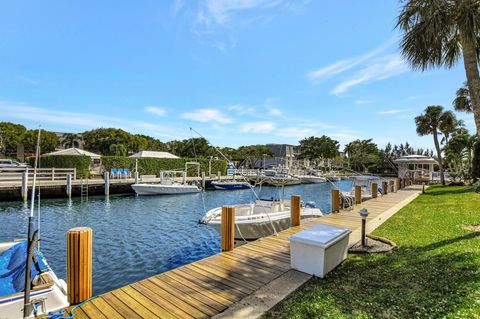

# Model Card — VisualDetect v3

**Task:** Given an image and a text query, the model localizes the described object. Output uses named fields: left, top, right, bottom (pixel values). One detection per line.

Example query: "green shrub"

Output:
left=101, top=156, right=227, bottom=177
left=27, top=155, right=91, bottom=178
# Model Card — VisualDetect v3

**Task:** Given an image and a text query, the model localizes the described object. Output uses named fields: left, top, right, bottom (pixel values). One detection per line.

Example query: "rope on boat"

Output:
left=47, top=296, right=98, bottom=319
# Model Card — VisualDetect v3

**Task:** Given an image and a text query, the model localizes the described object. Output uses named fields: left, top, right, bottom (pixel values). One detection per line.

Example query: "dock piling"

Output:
left=66, top=174, right=72, bottom=198
left=372, top=183, right=378, bottom=199
left=396, top=178, right=401, bottom=191
left=21, top=170, right=28, bottom=201
left=354, top=186, right=362, bottom=205
left=390, top=180, right=395, bottom=193
left=382, top=181, right=388, bottom=195
left=331, top=189, right=340, bottom=213
left=291, top=195, right=301, bottom=227
left=104, top=172, right=109, bottom=196
left=67, top=227, right=92, bottom=305
left=221, top=206, right=235, bottom=251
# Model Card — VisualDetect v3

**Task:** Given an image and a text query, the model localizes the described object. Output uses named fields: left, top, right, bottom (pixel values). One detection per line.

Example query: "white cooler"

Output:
left=289, top=224, right=351, bottom=278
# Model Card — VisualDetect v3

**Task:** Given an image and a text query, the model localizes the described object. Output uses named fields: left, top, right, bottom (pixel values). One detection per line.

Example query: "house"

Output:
left=45, top=147, right=102, bottom=172
left=393, top=155, right=439, bottom=183
left=129, top=151, right=179, bottom=159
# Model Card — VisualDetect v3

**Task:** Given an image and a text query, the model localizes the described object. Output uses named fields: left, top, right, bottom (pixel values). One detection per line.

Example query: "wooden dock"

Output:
left=64, top=185, right=423, bottom=319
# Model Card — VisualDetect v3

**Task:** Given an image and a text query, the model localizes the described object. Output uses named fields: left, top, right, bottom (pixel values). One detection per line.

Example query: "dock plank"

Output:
left=64, top=186, right=421, bottom=319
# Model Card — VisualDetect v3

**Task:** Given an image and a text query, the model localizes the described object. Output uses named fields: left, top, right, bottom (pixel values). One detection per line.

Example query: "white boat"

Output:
left=342, top=175, right=382, bottom=201
left=0, top=241, right=69, bottom=318
left=132, top=170, right=201, bottom=195
left=0, top=129, right=69, bottom=318
left=296, top=175, right=327, bottom=184
left=200, top=199, right=323, bottom=240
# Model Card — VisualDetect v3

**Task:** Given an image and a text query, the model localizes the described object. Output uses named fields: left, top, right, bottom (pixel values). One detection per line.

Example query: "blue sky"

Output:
left=0, top=0, right=472, bottom=149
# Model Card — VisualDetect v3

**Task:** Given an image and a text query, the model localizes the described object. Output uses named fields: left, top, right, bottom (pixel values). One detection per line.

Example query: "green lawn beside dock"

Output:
left=263, top=185, right=480, bottom=319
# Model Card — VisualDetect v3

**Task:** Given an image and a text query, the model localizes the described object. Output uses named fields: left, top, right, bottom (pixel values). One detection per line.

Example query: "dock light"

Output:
left=359, top=208, right=369, bottom=247
left=422, top=182, right=425, bottom=194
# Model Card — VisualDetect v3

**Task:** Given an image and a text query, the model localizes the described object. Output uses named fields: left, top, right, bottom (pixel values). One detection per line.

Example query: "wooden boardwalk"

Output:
left=68, top=185, right=422, bottom=319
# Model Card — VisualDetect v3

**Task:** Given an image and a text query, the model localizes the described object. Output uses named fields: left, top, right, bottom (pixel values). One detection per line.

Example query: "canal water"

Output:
left=0, top=181, right=352, bottom=295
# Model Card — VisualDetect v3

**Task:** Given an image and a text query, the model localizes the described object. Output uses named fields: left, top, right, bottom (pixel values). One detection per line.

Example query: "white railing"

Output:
left=0, top=168, right=77, bottom=182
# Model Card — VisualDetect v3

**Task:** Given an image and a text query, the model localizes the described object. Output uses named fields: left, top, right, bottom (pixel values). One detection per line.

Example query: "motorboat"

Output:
left=0, top=129, right=69, bottom=318
left=296, top=174, right=327, bottom=184
left=324, top=172, right=341, bottom=182
left=0, top=241, right=69, bottom=318
left=200, top=199, right=323, bottom=240
left=341, top=175, right=382, bottom=201
left=132, top=170, right=201, bottom=195
left=260, top=169, right=301, bottom=186
left=211, top=180, right=251, bottom=190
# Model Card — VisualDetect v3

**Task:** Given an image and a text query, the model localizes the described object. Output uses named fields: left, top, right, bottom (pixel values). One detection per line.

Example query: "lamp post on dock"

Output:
left=359, top=208, right=369, bottom=247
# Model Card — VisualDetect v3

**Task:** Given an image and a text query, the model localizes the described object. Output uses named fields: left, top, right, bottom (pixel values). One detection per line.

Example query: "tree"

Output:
left=415, top=105, right=447, bottom=185
left=109, top=143, right=127, bottom=156
left=344, top=139, right=380, bottom=173
left=23, top=129, right=59, bottom=154
left=170, top=138, right=213, bottom=158
left=397, top=0, right=480, bottom=137
left=0, top=122, right=27, bottom=157
left=444, top=128, right=477, bottom=180
left=298, top=136, right=339, bottom=167
left=453, top=83, right=473, bottom=113
left=62, top=133, right=82, bottom=148
left=439, top=111, right=462, bottom=144
left=236, top=145, right=273, bottom=168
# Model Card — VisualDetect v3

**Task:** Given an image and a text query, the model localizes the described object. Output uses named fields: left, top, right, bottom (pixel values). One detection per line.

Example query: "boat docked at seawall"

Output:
left=200, top=199, right=323, bottom=240
left=211, top=180, right=251, bottom=190
left=296, top=175, right=327, bottom=184
left=132, top=170, right=201, bottom=195
left=341, top=175, right=382, bottom=201
left=0, top=241, right=69, bottom=318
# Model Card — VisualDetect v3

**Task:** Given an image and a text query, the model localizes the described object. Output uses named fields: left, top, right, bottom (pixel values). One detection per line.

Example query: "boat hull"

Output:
left=211, top=181, right=250, bottom=190
left=131, top=184, right=201, bottom=195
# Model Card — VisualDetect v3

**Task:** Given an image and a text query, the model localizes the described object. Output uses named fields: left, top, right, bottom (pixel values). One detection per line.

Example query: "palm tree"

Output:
left=453, top=83, right=473, bottom=113
left=398, top=0, right=480, bottom=137
left=415, top=105, right=446, bottom=185
left=439, top=111, right=463, bottom=144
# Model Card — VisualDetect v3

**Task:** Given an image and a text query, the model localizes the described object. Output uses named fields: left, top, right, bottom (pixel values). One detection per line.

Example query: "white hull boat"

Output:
left=132, top=183, right=201, bottom=195
left=200, top=200, right=323, bottom=240
left=297, top=175, right=327, bottom=184
left=0, top=241, right=69, bottom=319
left=211, top=180, right=251, bottom=190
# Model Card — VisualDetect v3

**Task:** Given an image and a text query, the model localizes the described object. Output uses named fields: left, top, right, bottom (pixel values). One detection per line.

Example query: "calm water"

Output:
left=0, top=181, right=352, bottom=295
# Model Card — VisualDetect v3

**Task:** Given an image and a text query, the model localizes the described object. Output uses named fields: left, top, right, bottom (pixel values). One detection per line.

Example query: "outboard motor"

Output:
left=305, top=201, right=316, bottom=208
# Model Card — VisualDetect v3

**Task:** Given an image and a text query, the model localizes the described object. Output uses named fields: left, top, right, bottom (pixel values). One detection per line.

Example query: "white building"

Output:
left=393, top=155, right=439, bottom=183
left=129, top=150, right=179, bottom=159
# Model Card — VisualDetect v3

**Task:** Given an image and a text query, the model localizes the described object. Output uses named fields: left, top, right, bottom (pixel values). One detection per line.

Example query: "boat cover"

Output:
left=0, top=241, right=48, bottom=297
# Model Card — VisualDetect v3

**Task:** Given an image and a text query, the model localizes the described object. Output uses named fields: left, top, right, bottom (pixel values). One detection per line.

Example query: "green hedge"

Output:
left=101, top=156, right=227, bottom=177
left=27, top=155, right=91, bottom=178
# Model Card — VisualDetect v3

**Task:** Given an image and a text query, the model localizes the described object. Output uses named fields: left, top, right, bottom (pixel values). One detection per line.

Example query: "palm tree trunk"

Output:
left=433, top=130, right=445, bottom=185
left=461, top=38, right=480, bottom=138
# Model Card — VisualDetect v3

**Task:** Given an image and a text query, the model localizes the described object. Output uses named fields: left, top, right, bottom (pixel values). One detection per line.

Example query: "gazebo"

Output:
left=45, top=148, right=102, bottom=172
left=129, top=151, right=179, bottom=159
left=393, top=155, right=439, bottom=183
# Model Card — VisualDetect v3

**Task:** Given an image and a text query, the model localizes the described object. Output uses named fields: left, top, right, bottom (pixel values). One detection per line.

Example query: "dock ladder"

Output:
left=80, top=179, right=89, bottom=200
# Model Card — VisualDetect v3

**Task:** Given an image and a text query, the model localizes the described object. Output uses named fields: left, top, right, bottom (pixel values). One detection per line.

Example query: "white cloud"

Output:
left=263, top=98, right=283, bottom=116
left=378, top=109, right=408, bottom=115
left=227, top=104, right=257, bottom=116
left=307, top=37, right=397, bottom=82
left=144, top=106, right=167, bottom=117
left=276, top=126, right=315, bottom=139
left=331, top=54, right=408, bottom=95
left=240, top=121, right=276, bottom=133
left=355, top=99, right=374, bottom=105
left=0, top=101, right=177, bottom=139
left=181, top=108, right=232, bottom=124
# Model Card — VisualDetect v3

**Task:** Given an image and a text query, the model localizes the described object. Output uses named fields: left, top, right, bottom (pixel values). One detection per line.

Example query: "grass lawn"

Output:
left=263, top=186, right=480, bottom=319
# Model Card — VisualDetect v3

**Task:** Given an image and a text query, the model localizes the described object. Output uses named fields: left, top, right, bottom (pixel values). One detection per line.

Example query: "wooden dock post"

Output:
left=201, top=171, right=206, bottom=189
left=291, top=195, right=301, bottom=227
left=221, top=206, right=235, bottom=251
left=66, top=174, right=72, bottom=198
left=382, top=181, right=388, bottom=195
left=21, top=170, right=28, bottom=201
left=372, top=183, right=378, bottom=199
left=67, top=227, right=92, bottom=305
left=396, top=178, right=401, bottom=191
left=390, top=180, right=395, bottom=193
left=354, top=186, right=362, bottom=204
left=331, top=189, right=340, bottom=213
left=104, top=172, right=109, bottom=196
